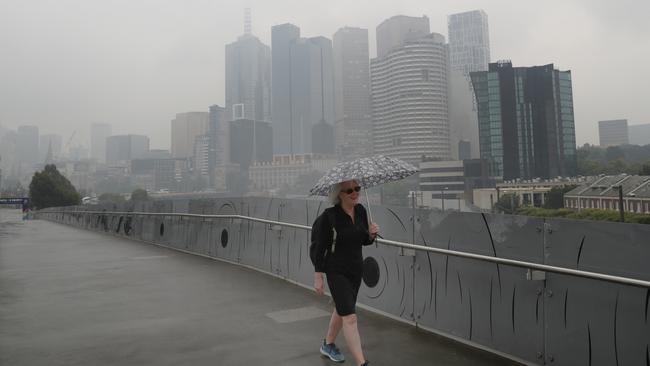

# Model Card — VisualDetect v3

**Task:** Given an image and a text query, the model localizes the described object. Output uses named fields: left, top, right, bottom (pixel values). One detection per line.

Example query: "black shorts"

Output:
left=327, top=272, right=362, bottom=316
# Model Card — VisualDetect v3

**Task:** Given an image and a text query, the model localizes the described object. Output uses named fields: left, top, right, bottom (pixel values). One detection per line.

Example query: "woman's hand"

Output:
left=369, top=222, right=380, bottom=238
left=314, top=272, right=325, bottom=295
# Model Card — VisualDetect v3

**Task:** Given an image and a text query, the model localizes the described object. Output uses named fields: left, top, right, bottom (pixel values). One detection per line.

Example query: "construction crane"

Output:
left=64, top=130, right=76, bottom=157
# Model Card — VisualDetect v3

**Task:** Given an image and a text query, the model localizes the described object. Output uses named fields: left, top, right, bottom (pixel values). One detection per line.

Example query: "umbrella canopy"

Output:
left=309, top=155, right=419, bottom=196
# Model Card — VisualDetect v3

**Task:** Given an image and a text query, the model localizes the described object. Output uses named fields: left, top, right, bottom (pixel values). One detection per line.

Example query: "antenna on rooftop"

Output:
left=244, top=7, right=252, bottom=36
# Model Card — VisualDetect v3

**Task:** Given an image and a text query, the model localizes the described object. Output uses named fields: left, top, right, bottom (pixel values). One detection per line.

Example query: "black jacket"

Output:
left=311, top=203, right=375, bottom=274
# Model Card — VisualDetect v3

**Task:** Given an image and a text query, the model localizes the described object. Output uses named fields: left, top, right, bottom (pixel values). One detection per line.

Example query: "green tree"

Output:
left=130, top=188, right=149, bottom=202
left=543, top=185, right=578, bottom=209
left=496, top=193, right=520, bottom=214
left=28, top=164, right=81, bottom=209
left=639, top=162, right=650, bottom=175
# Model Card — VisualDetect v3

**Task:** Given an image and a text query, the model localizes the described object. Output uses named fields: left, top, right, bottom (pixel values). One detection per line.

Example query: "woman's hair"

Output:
left=328, top=183, right=342, bottom=206
left=328, top=180, right=359, bottom=206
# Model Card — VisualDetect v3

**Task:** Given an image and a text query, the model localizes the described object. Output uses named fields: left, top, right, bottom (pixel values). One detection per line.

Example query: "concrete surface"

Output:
left=0, top=210, right=520, bottom=365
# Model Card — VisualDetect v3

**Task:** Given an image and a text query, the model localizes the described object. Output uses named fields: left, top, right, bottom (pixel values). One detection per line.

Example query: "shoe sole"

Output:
left=320, top=347, right=345, bottom=363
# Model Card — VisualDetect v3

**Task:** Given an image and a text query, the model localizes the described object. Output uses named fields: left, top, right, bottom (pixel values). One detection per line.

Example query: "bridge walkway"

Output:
left=0, top=210, right=518, bottom=366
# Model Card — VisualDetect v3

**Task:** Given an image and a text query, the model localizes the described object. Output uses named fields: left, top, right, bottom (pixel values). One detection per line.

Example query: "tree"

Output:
left=496, top=193, right=520, bottom=214
left=639, top=162, right=650, bottom=176
left=130, top=188, right=149, bottom=202
left=29, top=164, right=81, bottom=209
left=543, top=185, right=578, bottom=209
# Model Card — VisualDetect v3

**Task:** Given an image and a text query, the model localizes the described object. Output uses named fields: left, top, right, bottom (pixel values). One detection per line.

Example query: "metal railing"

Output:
left=39, top=209, right=650, bottom=289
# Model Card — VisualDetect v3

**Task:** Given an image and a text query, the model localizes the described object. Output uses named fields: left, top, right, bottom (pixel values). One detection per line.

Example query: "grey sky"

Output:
left=1, top=0, right=648, bottom=149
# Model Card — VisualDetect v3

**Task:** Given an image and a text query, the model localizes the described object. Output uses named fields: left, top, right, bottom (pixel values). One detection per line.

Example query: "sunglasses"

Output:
left=343, top=186, right=361, bottom=194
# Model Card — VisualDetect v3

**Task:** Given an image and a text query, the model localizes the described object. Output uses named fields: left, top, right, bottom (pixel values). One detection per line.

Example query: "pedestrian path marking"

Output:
left=266, top=306, right=330, bottom=323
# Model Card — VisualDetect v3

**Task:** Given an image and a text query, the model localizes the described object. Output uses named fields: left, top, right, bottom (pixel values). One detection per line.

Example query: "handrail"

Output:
left=38, top=209, right=650, bottom=289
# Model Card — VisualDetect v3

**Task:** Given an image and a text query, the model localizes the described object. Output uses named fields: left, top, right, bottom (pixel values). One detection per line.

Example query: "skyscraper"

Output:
left=106, top=135, right=150, bottom=165
left=447, top=10, right=490, bottom=159
left=371, top=16, right=450, bottom=162
left=90, top=123, right=112, bottom=163
left=271, top=23, right=300, bottom=154
left=448, top=10, right=490, bottom=74
left=598, top=119, right=629, bottom=147
left=208, top=104, right=226, bottom=188
left=333, top=27, right=372, bottom=159
left=171, top=112, right=209, bottom=159
left=16, top=126, right=39, bottom=166
left=271, top=24, right=335, bottom=155
left=225, top=11, right=271, bottom=122
left=471, top=61, right=577, bottom=180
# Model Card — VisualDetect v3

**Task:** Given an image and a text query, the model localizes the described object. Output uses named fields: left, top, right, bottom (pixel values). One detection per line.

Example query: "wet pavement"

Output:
left=0, top=210, right=521, bottom=365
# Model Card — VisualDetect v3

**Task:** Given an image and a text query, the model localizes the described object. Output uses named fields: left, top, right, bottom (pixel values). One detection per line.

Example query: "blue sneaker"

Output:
left=320, top=340, right=345, bottom=363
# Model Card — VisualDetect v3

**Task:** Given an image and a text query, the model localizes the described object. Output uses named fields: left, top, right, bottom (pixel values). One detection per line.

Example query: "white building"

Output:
left=371, top=16, right=450, bottom=162
left=249, top=154, right=337, bottom=192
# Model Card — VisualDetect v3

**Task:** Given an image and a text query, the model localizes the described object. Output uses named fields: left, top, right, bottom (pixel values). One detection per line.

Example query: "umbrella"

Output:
left=309, top=155, right=419, bottom=223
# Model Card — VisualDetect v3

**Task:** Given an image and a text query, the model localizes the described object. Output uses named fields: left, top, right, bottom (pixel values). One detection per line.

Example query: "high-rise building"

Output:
left=447, top=10, right=490, bottom=160
left=171, top=112, right=209, bottom=159
left=229, top=119, right=273, bottom=169
left=193, top=134, right=211, bottom=182
left=271, top=23, right=300, bottom=154
left=628, top=123, right=650, bottom=146
left=16, top=125, right=39, bottom=165
left=225, top=18, right=271, bottom=122
left=106, top=135, right=150, bottom=165
left=271, top=24, right=335, bottom=155
left=333, top=27, right=372, bottom=159
left=371, top=16, right=450, bottom=163
left=290, top=36, right=335, bottom=154
left=471, top=61, right=577, bottom=180
left=208, top=105, right=227, bottom=189
left=39, top=134, right=62, bottom=162
left=598, top=119, right=629, bottom=147
left=376, top=15, right=430, bottom=58
left=90, top=123, right=112, bottom=163
left=448, top=10, right=490, bottom=74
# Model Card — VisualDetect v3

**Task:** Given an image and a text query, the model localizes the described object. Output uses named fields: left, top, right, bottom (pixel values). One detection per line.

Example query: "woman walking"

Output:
left=311, top=179, right=379, bottom=366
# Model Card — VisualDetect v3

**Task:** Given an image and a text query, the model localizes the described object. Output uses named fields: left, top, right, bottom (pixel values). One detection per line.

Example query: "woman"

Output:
left=312, top=180, right=379, bottom=366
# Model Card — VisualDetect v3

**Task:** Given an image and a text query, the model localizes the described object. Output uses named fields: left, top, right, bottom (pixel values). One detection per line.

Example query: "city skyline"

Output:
left=1, top=0, right=649, bottom=149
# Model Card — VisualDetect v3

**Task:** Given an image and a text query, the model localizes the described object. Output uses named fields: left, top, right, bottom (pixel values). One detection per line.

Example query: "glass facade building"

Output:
left=471, top=61, right=576, bottom=180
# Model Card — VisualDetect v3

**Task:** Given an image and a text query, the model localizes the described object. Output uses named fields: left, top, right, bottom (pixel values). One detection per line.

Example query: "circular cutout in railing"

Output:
left=159, top=222, right=165, bottom=237
left=362, top=257, right=380, bottom=288
left=221, top=229, right=228, bottom=248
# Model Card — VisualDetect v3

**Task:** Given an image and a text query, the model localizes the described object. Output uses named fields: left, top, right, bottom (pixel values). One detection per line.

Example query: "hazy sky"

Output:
left=1, top=0, right=648, bottom=150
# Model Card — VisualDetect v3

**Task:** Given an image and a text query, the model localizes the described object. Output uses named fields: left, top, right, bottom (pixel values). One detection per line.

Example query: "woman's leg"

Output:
left=325, top=309, right=342, bottom=344
left=341, top=314, right=365, bottom=365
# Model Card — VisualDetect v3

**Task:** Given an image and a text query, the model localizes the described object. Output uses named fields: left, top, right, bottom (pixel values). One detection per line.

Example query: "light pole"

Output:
left=441, top=186, right=448, bottom=211
left=615, top=185, right=624, bottom=222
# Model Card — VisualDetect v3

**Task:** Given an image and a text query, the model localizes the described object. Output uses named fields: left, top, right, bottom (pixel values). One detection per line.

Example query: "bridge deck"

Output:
left=0, top=210, right=518, bottom=366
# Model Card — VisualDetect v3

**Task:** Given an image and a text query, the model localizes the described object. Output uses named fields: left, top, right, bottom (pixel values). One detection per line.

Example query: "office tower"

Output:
left=333, top=27, right=372, bottom=159
left=225, top=11, right=271, bottom=122
left=598, top=119, right=629, bottom=147
left=471, top=61, right=577, bottom=180
left=271, top=24, right=335, bottom=155
left=171, top=112, right=209, bottom=159
left=39, top=134, right=63, bottom=162
left=90, top=123, right=112, bottom=163
left=448, top=10, right=490, bottom=74
left=16, top=125, right=39, bottom=165
left=371, top=16, right=450, bottom=162
left=271, top=23, right=300, bottom=154
left=628, top=123, right=650, bottom=146
left=290, top=36, right=335, bottom=154
left=208, top=105, right=227, bottom=188
left=106, top=135, right=150, bottom=165
left=447, top=10, right=490, bottom=159
left=229, top=119, right=273, bottom=169
left=376, top=15, right=430, bottom=58
left=193, top=134, right=211, bottom=182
